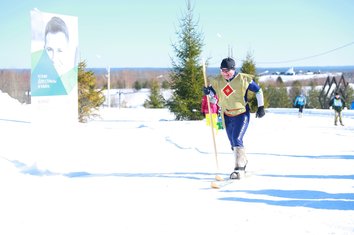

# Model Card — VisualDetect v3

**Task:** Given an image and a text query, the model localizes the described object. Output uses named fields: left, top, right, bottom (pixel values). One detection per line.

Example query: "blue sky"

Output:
left=1, top=0, right=354, bottom=68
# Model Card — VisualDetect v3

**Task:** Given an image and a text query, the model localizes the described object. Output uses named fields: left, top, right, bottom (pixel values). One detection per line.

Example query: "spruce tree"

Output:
left=264, top=83, right=291, bottom=108
left=289, top=80, right=303, bottom=105
left=167, top=0, right=204, bottom=120
left=240, top=52, right=257, bottom=76
left=344, top=85, right=354, bottom=109
left=144, top=79, right=165, bottom=108
left=307, top=85, right=321, bottom=109
left=78, top=60, right=105, bottom=122
left=133, top=80, right=142, bottom=91
left=240, top=52, right=267, bottom=111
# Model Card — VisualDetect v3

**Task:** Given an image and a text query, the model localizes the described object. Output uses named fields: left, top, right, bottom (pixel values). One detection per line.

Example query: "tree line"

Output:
left=1, top=0, right=354, bottom=121
left=165, top=0, right=354, bottom=120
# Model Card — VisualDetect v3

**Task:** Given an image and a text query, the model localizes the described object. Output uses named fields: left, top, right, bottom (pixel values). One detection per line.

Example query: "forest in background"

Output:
left=0, top=68, right=171, bottom=104
left=0, top=68, right=353, bottom=108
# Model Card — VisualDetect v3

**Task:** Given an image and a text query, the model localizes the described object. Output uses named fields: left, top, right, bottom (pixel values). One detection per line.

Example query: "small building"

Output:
left=285, top=67, right=295, bottom=75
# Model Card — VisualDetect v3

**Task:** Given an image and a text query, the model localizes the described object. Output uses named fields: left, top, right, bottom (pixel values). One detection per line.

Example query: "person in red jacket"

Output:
left=201, top=94, right=219, bottom=115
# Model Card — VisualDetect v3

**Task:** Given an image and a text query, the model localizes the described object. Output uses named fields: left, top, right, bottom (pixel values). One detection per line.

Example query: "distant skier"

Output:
left=294, top=94, right=306, bottom=117
left=329, top=92, right=346, bottom=126
left=203, top=57, right=265, bottom=179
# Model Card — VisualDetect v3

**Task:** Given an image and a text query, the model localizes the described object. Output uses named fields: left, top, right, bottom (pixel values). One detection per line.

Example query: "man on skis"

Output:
left=329, top=92, right=346, bottom=126
left=203, top=57, right=265, bottom=179
left=294, top=94, right=306, bottom=117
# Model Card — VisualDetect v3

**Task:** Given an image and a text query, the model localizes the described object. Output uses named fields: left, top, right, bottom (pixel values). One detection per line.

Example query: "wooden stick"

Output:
left=202, top=60, right=221, bottom=179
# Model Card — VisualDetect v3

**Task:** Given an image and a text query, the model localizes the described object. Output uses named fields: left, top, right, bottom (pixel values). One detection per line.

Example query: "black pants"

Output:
left=298, top=105, right=304, bottom=113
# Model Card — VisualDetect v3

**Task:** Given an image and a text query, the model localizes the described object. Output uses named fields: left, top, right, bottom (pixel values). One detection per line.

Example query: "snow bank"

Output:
left=259, top=72, right=341, bottom=82
left=0, top=92, right=354, bottom=235
left=0, top=90, right=30, bottom=121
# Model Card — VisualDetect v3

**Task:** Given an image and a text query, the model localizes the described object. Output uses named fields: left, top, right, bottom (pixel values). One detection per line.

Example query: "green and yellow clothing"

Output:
left=210, top=73, right=254, bottom=117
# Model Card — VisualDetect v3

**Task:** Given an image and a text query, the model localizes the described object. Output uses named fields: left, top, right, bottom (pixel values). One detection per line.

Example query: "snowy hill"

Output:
left=0, top=91, right=354, bottom=235
left=258, top=72, right=341, bottom=82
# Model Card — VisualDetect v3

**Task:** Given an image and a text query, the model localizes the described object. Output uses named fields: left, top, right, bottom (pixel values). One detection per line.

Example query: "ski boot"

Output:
left=230, top=166, right=246, bottom=180
left=230, top=147, right=247, bottom=179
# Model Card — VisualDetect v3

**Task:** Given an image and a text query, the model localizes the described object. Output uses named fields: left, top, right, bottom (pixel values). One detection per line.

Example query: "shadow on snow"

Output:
left=261, top=174, right=354, bottom=180
left=6, top=158, right=216, bottom=181
left=6, top=158, right=354, bottom=211
left=219, top=189, right=354, bottom=211
left=250, top=152, right=354, bottom=160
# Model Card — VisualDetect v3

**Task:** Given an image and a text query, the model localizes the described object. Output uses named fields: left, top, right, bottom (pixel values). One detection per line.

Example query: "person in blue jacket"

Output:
left=294, top=94, right=306, bottom=117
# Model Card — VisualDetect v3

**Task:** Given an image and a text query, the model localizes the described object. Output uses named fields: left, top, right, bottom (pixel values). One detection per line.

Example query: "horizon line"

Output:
left=2, top=65, right=354, bottom=70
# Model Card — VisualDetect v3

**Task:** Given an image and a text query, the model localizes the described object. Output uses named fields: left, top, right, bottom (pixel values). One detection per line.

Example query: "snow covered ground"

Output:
left=1, top=90, right=354, bottom=235
left=258, top=72, right=340, bottom=83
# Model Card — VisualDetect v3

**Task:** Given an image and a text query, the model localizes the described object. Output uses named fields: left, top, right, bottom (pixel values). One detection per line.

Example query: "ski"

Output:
left=211, top=178, right=237, bottom=189
left=210, top=171, right=250, bottom=189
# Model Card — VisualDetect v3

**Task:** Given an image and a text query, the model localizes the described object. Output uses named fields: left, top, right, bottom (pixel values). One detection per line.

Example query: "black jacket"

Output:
left=329, top=97, right=346, bottom=112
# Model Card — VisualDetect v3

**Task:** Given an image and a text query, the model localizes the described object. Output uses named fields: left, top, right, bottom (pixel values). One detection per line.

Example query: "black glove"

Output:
left=256, top=106, right=265, bottom=118
left=203, top=86, right=210, bottom=95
